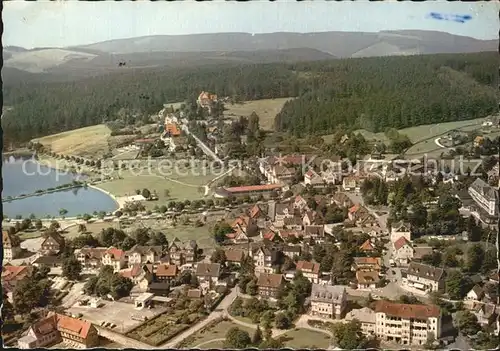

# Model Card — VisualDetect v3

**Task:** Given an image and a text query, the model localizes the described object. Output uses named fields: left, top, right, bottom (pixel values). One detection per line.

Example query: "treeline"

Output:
left=275, top=52, right=497, bottom=136
left=3, top=51, right=496, bottom=144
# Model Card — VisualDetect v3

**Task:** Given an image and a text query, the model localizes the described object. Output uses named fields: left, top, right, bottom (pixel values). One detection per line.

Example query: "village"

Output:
left=3, top=90, right=500, bottom=350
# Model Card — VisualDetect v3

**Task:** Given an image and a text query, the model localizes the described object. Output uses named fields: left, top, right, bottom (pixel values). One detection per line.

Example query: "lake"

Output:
left=2, top=156, right=118, bottom=218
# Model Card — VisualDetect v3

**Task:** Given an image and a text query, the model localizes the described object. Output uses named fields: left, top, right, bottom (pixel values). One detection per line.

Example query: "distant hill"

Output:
left=74, top=30, right=495, bottom=57
left=3, top=30, right=495, bottom=80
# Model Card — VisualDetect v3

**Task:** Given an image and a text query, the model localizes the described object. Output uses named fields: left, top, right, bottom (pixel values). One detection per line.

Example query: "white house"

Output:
left=390, top=221, right=412, bottom=242
left=392, top=236, right=414, bottom=266
left=466, top=285, right=485, bottom=302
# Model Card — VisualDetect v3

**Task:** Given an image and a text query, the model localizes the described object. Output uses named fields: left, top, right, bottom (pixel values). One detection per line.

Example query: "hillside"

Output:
left=75, top=30, right=495, bottom=57
left=3, top=30, right=495, bottom=81
left=2, top=51, right=497, bottom=146
left=275, top=52, right=497, bottom=136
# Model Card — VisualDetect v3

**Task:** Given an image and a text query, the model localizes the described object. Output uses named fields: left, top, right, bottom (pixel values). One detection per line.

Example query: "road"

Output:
left=160, top=287, right=239, bottom=348
left=343, top=191, right=405, bottom=297
left=180, top=124, right=222, bottom=163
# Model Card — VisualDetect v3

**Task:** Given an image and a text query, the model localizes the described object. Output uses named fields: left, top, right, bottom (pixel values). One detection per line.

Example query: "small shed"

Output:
left=134, top=292, right=154, bottom=309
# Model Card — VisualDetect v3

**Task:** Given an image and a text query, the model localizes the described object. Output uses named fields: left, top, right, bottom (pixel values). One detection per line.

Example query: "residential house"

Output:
left=392, top=236, right=414, bottom=266
left=278, top=229, right=304, bottom=242
left=402, top=262, right=446, bottom=293
left=345, top=307, right=376, bottom=335
left=468, top=178, right=499, bottom=217
left=359, top=239, right=376, bottom=253
left=2, top=230, right=21, bottom=262
left=466, top=285, right=485, bottom=302
left=292, top=195, right=309, bottom=212
left=352, top=257, right=382, bottom=272
left=296, top=260, right=321, bottom=284
left=74, top=247, right=108, bottom=270
left=269, top=165, right=295, bottom=184
left=146, top=263, right=179, bottom=283
left=168, top=238, right=196, bottom=266
left=304, top=169, right=325, bottom=188
left=101, top=247, right=126, bottom=272
left=283, top=216, right=303, bottom=230
left=225, top=231, right=249, bottom=244
left=261, top=229, right=280, bottom=242
left=257, top=273, right=284, bottom=299
left=32, top=255, right=63, bottom=269
left=412, top=246, right=434, bottom=263
left=348, top=205, right=372, bottom=225
left=281, top=245, right=301, bottom=259
left=273, top=203, right=295, bottom=227
left=309, top=284, right=347, bottom=319
left=197, top=91, right=218, bottom=110
left=119, top=264, right=145, bottom=284
left=251, top=246, right=275, bottom=274
left=125, top=245, right=164, bottom=265
left=2, top=265, right=32, bottom=294
left=248, top=204, right=266, bottom=221
left=303, top=211, right=324, bottom=226
left=471, top=303, right=497, bottom=327
left=304, top=225, right=325, bottom=242
left=390, top=221, right=412, bottom=242
left=356, top=271, right=380, bottom=289
left=375, top=300, right=441, bottom=346
left=39, top=231, right=65, bottom=256
left=18, top=312, right=99, bottom=349
left=332, top=192, right=354, bottom=208
left=195, top=263, right=222, bottom=290
left=224, top=249, right=246, bottom=266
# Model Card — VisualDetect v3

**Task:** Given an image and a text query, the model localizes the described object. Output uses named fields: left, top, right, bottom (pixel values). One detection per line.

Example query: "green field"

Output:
left=281, top=328, right=332, bottom=349
left=224, top=98, right=293, bottom=131
left=179, top=321, right=255, bottom=348
left=96, top=166, right=216, bottom=207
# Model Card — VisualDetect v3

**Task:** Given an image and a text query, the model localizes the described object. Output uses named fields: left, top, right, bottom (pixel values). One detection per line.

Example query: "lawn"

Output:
left=126, top=220, right=215, bottom=250
left=178, top=320, right=255, bottom=348
left=35, top=124, right=111, bottom=158
left=281, top=328, right=332, bottom=349
left=65, top=221, right=120, bottom=238
left=95, top=167, right=215, bottom=207
left=223, top=98, right=293, bottom=131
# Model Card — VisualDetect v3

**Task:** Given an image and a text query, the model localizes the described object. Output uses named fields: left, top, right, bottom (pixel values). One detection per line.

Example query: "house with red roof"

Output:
left=3, top=230, right=21, bottom=262
left=291, top=195, right=309, bottom=212
left=359, top=239, right=376, bottom=252
left=2, top=264, right=32, bottom=294
left=225, top=231, right=249, bottom=244
left=393, top=236, right=414, bottom=266
left=102, top=247, right=126, bottom=272
left=296, top=260, right=321, bottom=284
left=197, top=91, right=218, bottom=109
left=304, top=169, right=325, bottom=187
left=18, top=312, right=99, bottom=349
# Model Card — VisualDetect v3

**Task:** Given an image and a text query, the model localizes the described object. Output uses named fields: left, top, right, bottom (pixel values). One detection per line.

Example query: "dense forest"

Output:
left=2, top=51, right=496, bottom=145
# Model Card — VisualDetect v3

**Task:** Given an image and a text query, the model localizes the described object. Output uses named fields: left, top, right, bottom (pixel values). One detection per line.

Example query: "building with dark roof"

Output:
left=468, top=178, right=498, bottom=217
left=310, top=284, right=347, bottom=319
left=402, top=262, right=445, bottom=293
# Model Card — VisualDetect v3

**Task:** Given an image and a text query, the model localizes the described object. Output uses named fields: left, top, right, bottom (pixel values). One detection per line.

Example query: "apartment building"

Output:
left=402, top=262, right=445, bottom=293
left=125, top=245, right=164, bottom=265
left=375, top=300, right=441, bottom=346
left=468, top=178, right=498, bottom=217
left=257, top=273, right=284, bottom=299
left=296, top=260, right=321, bottom=284
left=345, top=307, right=376, bottom=335
left=309, top=284, right=347, bottom=319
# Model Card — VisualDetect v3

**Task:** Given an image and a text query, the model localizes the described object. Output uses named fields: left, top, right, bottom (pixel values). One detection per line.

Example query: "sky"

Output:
left=3, top=0, right=498, bottom=49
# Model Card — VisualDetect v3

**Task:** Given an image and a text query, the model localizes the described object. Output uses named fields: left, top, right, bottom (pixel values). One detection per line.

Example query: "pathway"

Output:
left=193, top=338, right=226, bottom=348
left=96, top=326, right=156, bottom=349
left=434, top=137, right=446, bottom=149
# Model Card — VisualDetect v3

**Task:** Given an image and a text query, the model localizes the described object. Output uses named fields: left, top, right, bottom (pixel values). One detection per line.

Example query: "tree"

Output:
left=62, top=256, right=82, bottom=281
left=142, top=188, right=151, bottom=199
left=454, top=310, right=481, bottom=336
left=445, top=271, right=471, bottom=300
left=13, top=272, right=52, bottom=315
left=225, top=327, right=252, bottom=349
left=331, top=320, right=366, bottom=350
left=35, top=219, right=43, bottom=231
left=2, top=292, right=15, bottom=323
left=252, top=325, right=263, bottom=345
left=211, top=221, right=233, bottom=243
left=210, top=248, right=227, bottom=265
left=466, top=244, right=484, bottom=273
left=49, top=220, right=60, bottom=231
left=274, top=312, right=291, bottom=329
left=77, top=223, right=87, bottom=233
left=246, top=279, right=258, bottom=296
left=59, top=208, right=68, bottom=217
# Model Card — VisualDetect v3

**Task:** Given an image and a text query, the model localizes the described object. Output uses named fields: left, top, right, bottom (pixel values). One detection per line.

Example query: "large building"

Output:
left=375, top=300, right=441, bottom=346
left=309, top=284, right=347, bottom=319
left=468, top=178, right=498, bottom=217
left=18, top=313, right=99, bottom=349
left=402, top=262, right=446, bottom=293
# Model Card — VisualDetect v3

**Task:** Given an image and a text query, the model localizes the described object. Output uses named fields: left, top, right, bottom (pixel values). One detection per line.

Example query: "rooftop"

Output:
left=375, top=300, right=440, bottom=319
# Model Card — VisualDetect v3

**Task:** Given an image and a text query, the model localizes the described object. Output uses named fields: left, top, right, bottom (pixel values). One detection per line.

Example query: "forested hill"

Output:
left=3, top=51, right=497, bottom=145
left=275, top=52, right=497, bottom=136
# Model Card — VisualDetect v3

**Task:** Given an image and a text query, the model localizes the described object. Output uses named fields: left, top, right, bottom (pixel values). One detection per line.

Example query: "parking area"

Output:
left=66, top=299, right=166, bottom=333
left=61, top=282, right=86, bottom=308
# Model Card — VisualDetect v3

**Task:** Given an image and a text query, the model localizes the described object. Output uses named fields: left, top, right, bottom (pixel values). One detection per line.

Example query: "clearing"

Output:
left=281, top=328, right=332, bottom=349
left=35, top=124, right=111, bottom=158
left=224, top=98, right=293, bottom=131
left=179, top=320, right=254, bottom=348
